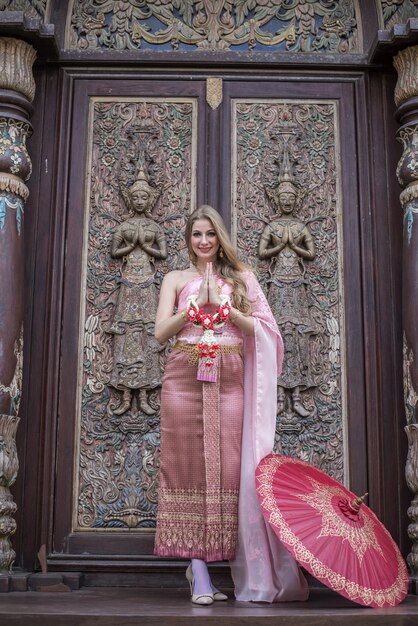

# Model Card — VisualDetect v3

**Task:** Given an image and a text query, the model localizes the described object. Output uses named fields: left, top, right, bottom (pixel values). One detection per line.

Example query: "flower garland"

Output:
left=186, top=297, right=231, bottom=368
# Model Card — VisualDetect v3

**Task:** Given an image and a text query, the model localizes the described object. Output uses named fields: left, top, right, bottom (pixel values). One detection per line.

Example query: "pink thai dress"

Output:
left=154, top=272, right=308, bottom=602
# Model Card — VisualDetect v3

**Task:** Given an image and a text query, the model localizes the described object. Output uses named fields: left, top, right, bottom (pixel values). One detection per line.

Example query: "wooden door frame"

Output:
left=16, top=65, right=408, bottom=574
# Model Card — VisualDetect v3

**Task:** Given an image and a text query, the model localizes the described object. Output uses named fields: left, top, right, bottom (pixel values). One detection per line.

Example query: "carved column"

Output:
left=394, top=45, right=418, bottom=580
left=0, top=37, right=35, bottom=573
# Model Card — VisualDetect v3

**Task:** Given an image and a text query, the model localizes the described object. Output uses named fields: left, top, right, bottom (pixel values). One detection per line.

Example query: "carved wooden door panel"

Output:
left=220, top=81, right=366, bottom=495
left=51, top=75, right=367, bottom=569
left=52, top=78, right=207, bottom=562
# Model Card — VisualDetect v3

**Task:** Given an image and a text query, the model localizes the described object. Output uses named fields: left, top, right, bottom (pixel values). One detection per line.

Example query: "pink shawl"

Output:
left=230, top=272, right=309, bottom=602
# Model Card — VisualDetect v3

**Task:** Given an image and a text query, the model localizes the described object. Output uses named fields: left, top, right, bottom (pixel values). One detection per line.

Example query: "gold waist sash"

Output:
left=173, top=341, right=241, bottom=366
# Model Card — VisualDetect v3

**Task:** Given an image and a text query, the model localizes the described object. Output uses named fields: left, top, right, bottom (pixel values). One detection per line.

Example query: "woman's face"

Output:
left=190, top=218, right=220, bottom=263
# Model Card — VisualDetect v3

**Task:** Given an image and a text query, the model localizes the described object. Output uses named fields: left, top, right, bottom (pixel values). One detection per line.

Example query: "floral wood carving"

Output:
left=206, top=78, right=223, bottom=110
left=0, top=414, right=19, bottom=572
left=378, top=0, right=418, bottom=29
left=0, top=117, right=32, bottom=236
left=0, top=118, right=32, bottom=181
left=397, top=126, right=418, bottom=241
left=0, top=0, right=47, bottom=18
left=233, top=101, right=345, bottom=481
left=0, top=326, right=23, bottom=417
left=404, top=334, right=418, bottom=425
left=405, top=423, right=418, bottom=575
left=75, top=99, right=196, bottom=530
left=68, top=0, right=359, bottom=53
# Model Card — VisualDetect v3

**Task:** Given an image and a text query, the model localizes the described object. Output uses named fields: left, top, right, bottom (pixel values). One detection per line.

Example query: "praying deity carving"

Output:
left=234, top=101, right=344, bottom=478
left=259, top=154, right=316, bottom=421
left=108, top=170, right=167, bottom=417
left=75, top=100, right=195, bottom=530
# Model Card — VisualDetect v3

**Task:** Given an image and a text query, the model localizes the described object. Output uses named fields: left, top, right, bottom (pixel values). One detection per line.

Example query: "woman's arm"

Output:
left=206, top=263, right=255, bottom=336
left=154, top=272, right=188, bottom=344
left=229, top=306, right=255, bottom=336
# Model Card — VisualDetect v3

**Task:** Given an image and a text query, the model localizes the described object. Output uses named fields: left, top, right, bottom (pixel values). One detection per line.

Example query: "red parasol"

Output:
left=256, top=454, right=408, bottom=608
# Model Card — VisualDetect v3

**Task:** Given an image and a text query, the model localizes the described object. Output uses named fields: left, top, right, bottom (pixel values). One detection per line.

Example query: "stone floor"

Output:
left=0, top=587, right=417, bottom=626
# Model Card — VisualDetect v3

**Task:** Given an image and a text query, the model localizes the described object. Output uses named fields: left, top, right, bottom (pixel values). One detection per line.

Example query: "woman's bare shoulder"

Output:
left=162, top=268, right=197, bottom=290
left=163, top=268, right=193, bottom=280
left=176, top=268, right=200, bottom=295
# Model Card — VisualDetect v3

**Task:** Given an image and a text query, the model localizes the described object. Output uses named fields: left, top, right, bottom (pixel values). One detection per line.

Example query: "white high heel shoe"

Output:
left=185, top=564, right=214, bottom=606
left=211, top=585, right=228, bottom=601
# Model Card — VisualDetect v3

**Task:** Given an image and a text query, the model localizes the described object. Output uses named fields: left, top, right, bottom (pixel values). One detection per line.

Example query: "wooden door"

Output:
left=44, top=71, right=395, bottom=572
left=52, top=77, right=207, bottom=562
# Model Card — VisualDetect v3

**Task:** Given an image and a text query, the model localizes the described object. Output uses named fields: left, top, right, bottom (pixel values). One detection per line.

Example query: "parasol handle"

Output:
left=351, top=492, right=368, bottom=512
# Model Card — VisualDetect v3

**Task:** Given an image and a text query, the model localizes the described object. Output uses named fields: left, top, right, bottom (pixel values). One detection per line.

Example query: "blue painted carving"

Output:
left=0, top=192, right=24, bottom=235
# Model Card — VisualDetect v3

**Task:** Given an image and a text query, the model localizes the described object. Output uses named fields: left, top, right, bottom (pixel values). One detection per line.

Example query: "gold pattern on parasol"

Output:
left=296, top=478, right=384, bottom=564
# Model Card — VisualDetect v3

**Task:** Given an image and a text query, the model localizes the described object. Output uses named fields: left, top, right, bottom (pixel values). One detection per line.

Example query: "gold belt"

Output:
left=173, top=341, right=242, bottom=366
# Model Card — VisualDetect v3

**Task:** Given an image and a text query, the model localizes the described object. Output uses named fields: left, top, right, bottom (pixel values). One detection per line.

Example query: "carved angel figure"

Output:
left=259, top=173, right=315, bottom=418
left=108, top=171, right=167, bottom=416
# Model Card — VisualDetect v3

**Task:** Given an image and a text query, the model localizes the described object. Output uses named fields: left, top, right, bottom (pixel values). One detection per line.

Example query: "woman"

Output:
left=154, top=205, right=308, bottom=604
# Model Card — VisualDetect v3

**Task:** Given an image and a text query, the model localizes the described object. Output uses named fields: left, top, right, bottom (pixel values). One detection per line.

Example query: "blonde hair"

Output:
left=185, top=205, right=251, bottom=314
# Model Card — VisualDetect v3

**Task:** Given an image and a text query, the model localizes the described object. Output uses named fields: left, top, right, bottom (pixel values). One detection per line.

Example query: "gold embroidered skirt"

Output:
left=154, top=343, right=244, bottom=561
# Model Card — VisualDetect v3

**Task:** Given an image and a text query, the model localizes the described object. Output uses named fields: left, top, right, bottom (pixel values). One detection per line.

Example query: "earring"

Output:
left=219, top=248, right=224, bottom=258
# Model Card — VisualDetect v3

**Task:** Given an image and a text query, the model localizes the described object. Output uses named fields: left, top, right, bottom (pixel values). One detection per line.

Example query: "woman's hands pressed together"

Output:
left=196, top=262, right=255, bottom=336
left=196, top=262, right=221, bottom=308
